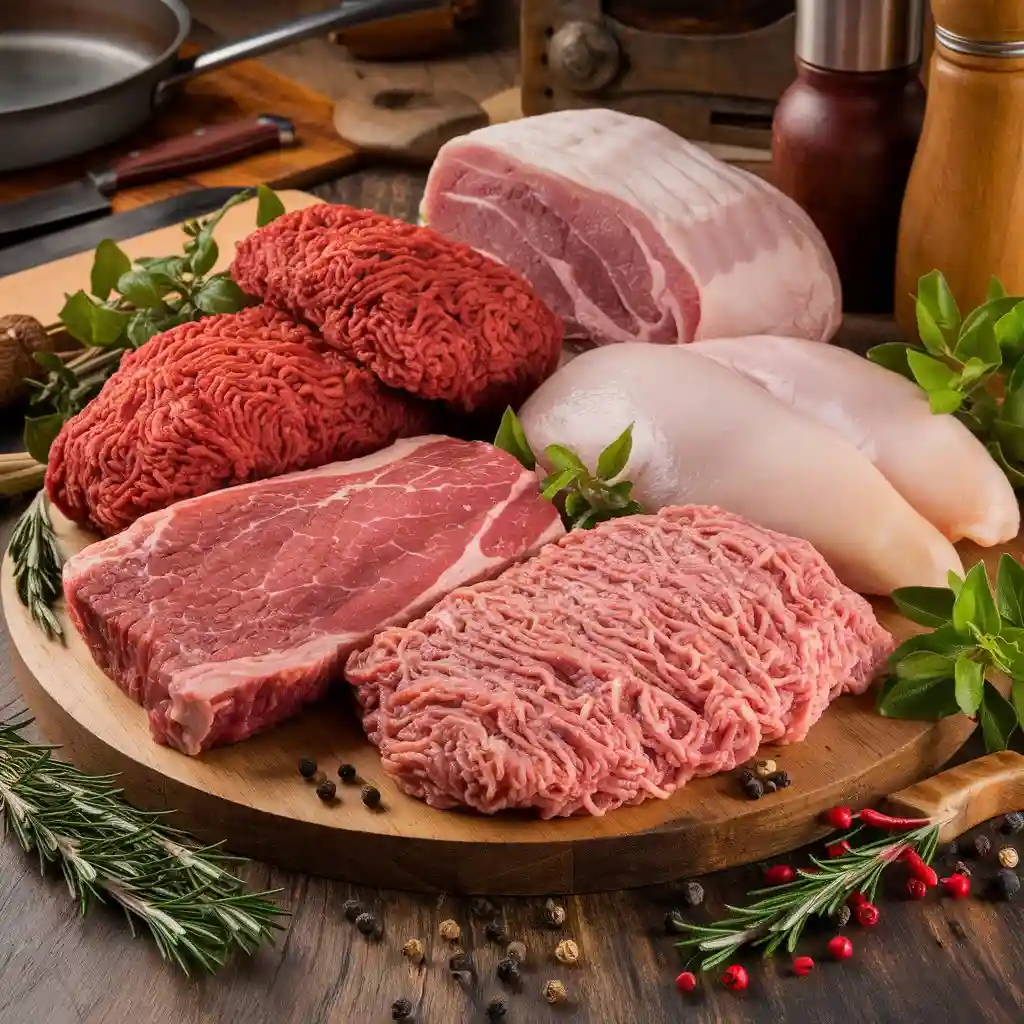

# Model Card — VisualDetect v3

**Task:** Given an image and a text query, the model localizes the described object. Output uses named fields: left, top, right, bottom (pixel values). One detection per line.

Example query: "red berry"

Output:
left=675, top=971, right=697, bottom=993
left=847, top=890, right=868, bottom=908
left=855, top=901, right=880, bottom=926
left=792, top=955, right=815, bottom=976
left=720, top=964, right=749, bottom=991
left=906, top=878, right=928, bottom=900
left=941, top=874, right=971, bottom=899
left=764, top=864, right=796, bottom=885
left=827, top=935, right=854, bottom=961
left=824, top=806, right=854, bottom=830
left=826, top=840, right=852, bottom=858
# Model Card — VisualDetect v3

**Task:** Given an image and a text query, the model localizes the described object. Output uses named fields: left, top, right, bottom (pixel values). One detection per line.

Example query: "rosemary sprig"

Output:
left=674, top=822, right=940, bottom=971
left=0, top=709, right=287, bottom=973
left=8, top=490, right=63, bottom=641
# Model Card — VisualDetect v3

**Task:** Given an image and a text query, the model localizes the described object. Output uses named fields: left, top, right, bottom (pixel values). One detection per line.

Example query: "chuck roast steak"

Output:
left=62, top=436, right=564, bottom=755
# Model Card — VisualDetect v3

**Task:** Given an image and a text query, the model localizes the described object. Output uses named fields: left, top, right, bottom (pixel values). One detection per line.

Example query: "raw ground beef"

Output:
left=63, top=436, right=565, bottom=755
left=346, top=506, right=893, bottom=818
left=231, top=203, right=563, bottom=413
left=46, top=306, right=429, bottom=535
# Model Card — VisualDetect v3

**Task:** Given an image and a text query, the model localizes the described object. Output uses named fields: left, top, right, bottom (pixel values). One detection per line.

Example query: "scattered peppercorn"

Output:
left=824, top=806, right=854, bottom=830
left=954, top=860, right=972, bottom=877
left=362, top=785, right=382, bottom=809
left=1001, top=812, right=1024, bottom=835
left=485, top=920, right=509, bottom=945
left=343, top=899, right=364, bottom=922
left=992, top=868, right=1021, bottom=901
left=316, top=779, right=337, bottom=802
left=998, top=846, right=1019, bottom=869
left=485, top=998, right=507, bottom=1021
left=764, top=864, right=796, bottom=885
left=827, top=935, right=853, bottom=961
left=720, top=964, right=749, bottom=991
left=543, top=979, right=569, bottom=1004
left=675, top=970, right=697, bottom=993
left=439, top=919, right=461, bottom=942
left=402, top=938, right=425, bottom=965
left=743, top=777, right=765, bottom=800
left=738, top=768, right=756, bottom=784
left=506, top=941, right=527, bottom=964
left=472, top=897, right=498, bottom=919
left=543, top=898, right=567, bottom=928
left=792, top=955, right=815, bottom=976
left=754, top=758, right=777, bottom=778
left=942, top=874, right=971, bottom=899
left=554, top=939, right=580, bottom=965
left=298, top=757, right=317, bottom=779
left=768, top=770, right=792, bottom=790
left=855, top=902, right=880, bottom=926
left=682, top=881, right=705, bottom=907
left=973, top=834, right=993, bottom=858
left=338, top=763, right=357, bottom=783
left=762, top=780, right=778, bottom=795
left=835, top=905, right=851, bottom=927
left=355, top=912, right=382, bottom=938
left=496, top=958, right=521, bottom=986
left=391, top=998, right=413, bottom=1020
left=664, top=909, right=686, bottom=934
left=827, top=840, right=852, bottom=858
left=448, top=952, right=473, bottom=976
left=906, top=878, right=927, bottom=900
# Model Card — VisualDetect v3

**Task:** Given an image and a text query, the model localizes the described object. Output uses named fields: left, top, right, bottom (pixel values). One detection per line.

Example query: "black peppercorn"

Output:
left=1001, top=812, right=1024, bottom=835
left=768, top=770, right=792, bottom=789
left=664, top=909, right=686, bottom=934
left=472, top=897, right=498, bottom=919
left=743, top=777, right=765, bottom=800
left=298, top=757, right=317, bottom=779
left=316, top=779, right=336, bottom=802
left=973, top=834, right=993, bottom=858
left=342, top=898, right=364, bottom=922
left=835, top=904, right=851, bottom=927
left=362, top=784, right=382, bottom=809
left=448, top=951, right=474, bottom=975
left=485, top=920, right=509, bottom=944
left=391, top=998, right=413, bottom=1020
left=496, top=957, right=521, bottom=985
left=338, top=763, right=357, bottom=783
left=485, top=998, right=507, bottom=1020
left=992, top=868, right=1020, bottom=901
left=355, top=911, right=381, bottom=938
left=542, top=898, right=566, bottom=928
left=738, top=768, right=755, bottom=784
left=682, top=881, right=705, bottom=908
left=762, top=779, right=778, bottom=794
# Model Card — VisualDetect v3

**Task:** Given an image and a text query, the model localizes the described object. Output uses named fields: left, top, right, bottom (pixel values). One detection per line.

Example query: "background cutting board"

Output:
left=0, top=189, right=978, bottom=894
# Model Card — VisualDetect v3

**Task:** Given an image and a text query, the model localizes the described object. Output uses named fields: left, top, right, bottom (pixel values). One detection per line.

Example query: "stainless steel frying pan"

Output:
left=0, top=0, right=440, bottom=172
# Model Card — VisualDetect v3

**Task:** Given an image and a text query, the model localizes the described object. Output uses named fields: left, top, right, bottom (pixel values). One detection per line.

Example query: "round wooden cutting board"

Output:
left=2, top=507, right=987, bottom=896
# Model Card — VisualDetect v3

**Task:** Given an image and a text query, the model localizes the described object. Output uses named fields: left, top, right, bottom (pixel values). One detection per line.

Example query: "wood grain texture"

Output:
left=1, top=170, right=1024, bottom=1024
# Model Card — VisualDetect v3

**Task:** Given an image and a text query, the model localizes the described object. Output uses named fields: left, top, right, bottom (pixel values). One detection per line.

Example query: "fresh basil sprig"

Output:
left=494, top=407, right=645, bottom=529
left=879, top=556, right=1024, bottom=752
left=23, top=185, right=285, bottom=464
left=868, top=270, right=1024, bottom=489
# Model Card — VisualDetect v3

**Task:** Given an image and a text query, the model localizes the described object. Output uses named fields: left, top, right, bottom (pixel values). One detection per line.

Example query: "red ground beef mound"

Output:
left=46, top=306, right=431, bottom=536
left=231, top=203, right=563, bottom=413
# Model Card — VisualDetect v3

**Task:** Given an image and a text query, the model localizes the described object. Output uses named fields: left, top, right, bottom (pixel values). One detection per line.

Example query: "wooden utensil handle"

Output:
left=105, top=117, right=296, bottom=191
left=884, top=751, right=1024, bottom=841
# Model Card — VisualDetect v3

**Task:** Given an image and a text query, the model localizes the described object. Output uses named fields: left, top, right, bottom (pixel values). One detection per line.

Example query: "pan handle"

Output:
left=156, top=0, right=443, bottom=102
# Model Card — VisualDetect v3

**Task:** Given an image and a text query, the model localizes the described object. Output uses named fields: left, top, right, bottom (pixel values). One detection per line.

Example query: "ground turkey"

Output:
left=346, top=506, right=894, bottom=819
left=231, top=203, right=563, bottom=413
left=46, top=306, right=430, bottom=536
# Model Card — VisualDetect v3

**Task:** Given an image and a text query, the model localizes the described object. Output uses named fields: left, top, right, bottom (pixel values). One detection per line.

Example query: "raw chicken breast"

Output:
left=517, top=344, right=963, bottom=594
left=690, top=335, right=1019, bottom=546
left=422, top=109, right=841, bottom=346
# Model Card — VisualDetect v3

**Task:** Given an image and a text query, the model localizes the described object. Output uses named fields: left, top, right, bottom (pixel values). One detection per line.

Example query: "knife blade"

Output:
left=0, top=115, right=296, bottom=247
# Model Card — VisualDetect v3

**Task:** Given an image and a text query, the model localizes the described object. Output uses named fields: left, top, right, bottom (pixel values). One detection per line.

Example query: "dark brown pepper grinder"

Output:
left=772, top=0, right=927, bottom=314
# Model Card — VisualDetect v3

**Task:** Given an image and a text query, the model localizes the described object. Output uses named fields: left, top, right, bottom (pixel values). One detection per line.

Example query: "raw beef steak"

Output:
left=422, top=109, right=841, bottom=346
left=63, top=436, right=564, bottom=755
left=346, top=506, right=892, bottom=818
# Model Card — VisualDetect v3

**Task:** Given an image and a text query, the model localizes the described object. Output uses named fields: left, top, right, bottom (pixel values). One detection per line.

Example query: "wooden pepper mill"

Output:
left=772, top=0, right=927, bottom=314
left=896, top=1, right=1024, bottom=337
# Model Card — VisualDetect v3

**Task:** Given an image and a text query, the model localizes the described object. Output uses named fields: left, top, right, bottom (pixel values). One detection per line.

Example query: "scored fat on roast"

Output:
left=62, top=436, right=564, bottom=756
left=346, top=506, right=893, bottom=819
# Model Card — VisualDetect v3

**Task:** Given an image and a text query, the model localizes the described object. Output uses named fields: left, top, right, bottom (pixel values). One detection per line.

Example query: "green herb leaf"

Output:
left=995, top=301, right=1024, bottom=366
left=895, top=651, right=956, bottom=682
left=994, top=418, right=1024, bottom=463
left=888, top=624, right=975, bottom=662
left=866, top=342, right=915, bottom=380
left=116, top=270, right=168, bottom=308
left=954, top=315, right=1002, bottom=369
left=979, top=681, right=1018, bottom=752
left=540, top=467, right=580, bottom=500
left=928, top=389, right=963, bottom=414
left=988, top=276, right=1008, bottom=302
left=987, top=440, right=1024, bottom=489
left=948, top=570, right=964, bottom=595
left=194, top=276, right=250, bottom=315
left=190, top=235, right=220, bottom=277
left=907, top=349, right=957, bottom=393
left=59, top=290, right=97, bottom=345
left=1012, top=679, right=1024, bottom=730
left=564, top=492, right=588, bottom=519
left=953, top=655, right=984, bottom=716
left=953, top=561, right=1001, bottom=637
left=877, top=674, right=959, bottom=720
left=891, top=586, right=955, bottom=627
left=996, top=553, right=1024, bottom=627
left=546, top=444, right=587, bottom=474
left=964, top=391, right=1001, bottom=434
left=24, top=412, right=66, bottom=463
left=256, top=184, right=286, bottom=227
left=89, top=306, right=131, bottom=348
left=127, top=310, right=164, bottom=348
left=31, top=351, right=66, bottom=375
left=493, top=407, right=535, bottom=470
left=595, top=423, right=634, bottom=481
left=916, top=270, right=960, bottom=353
left=90, top=238, right=132, bottom=300
left=990, top=631, right=1024, bottom=677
